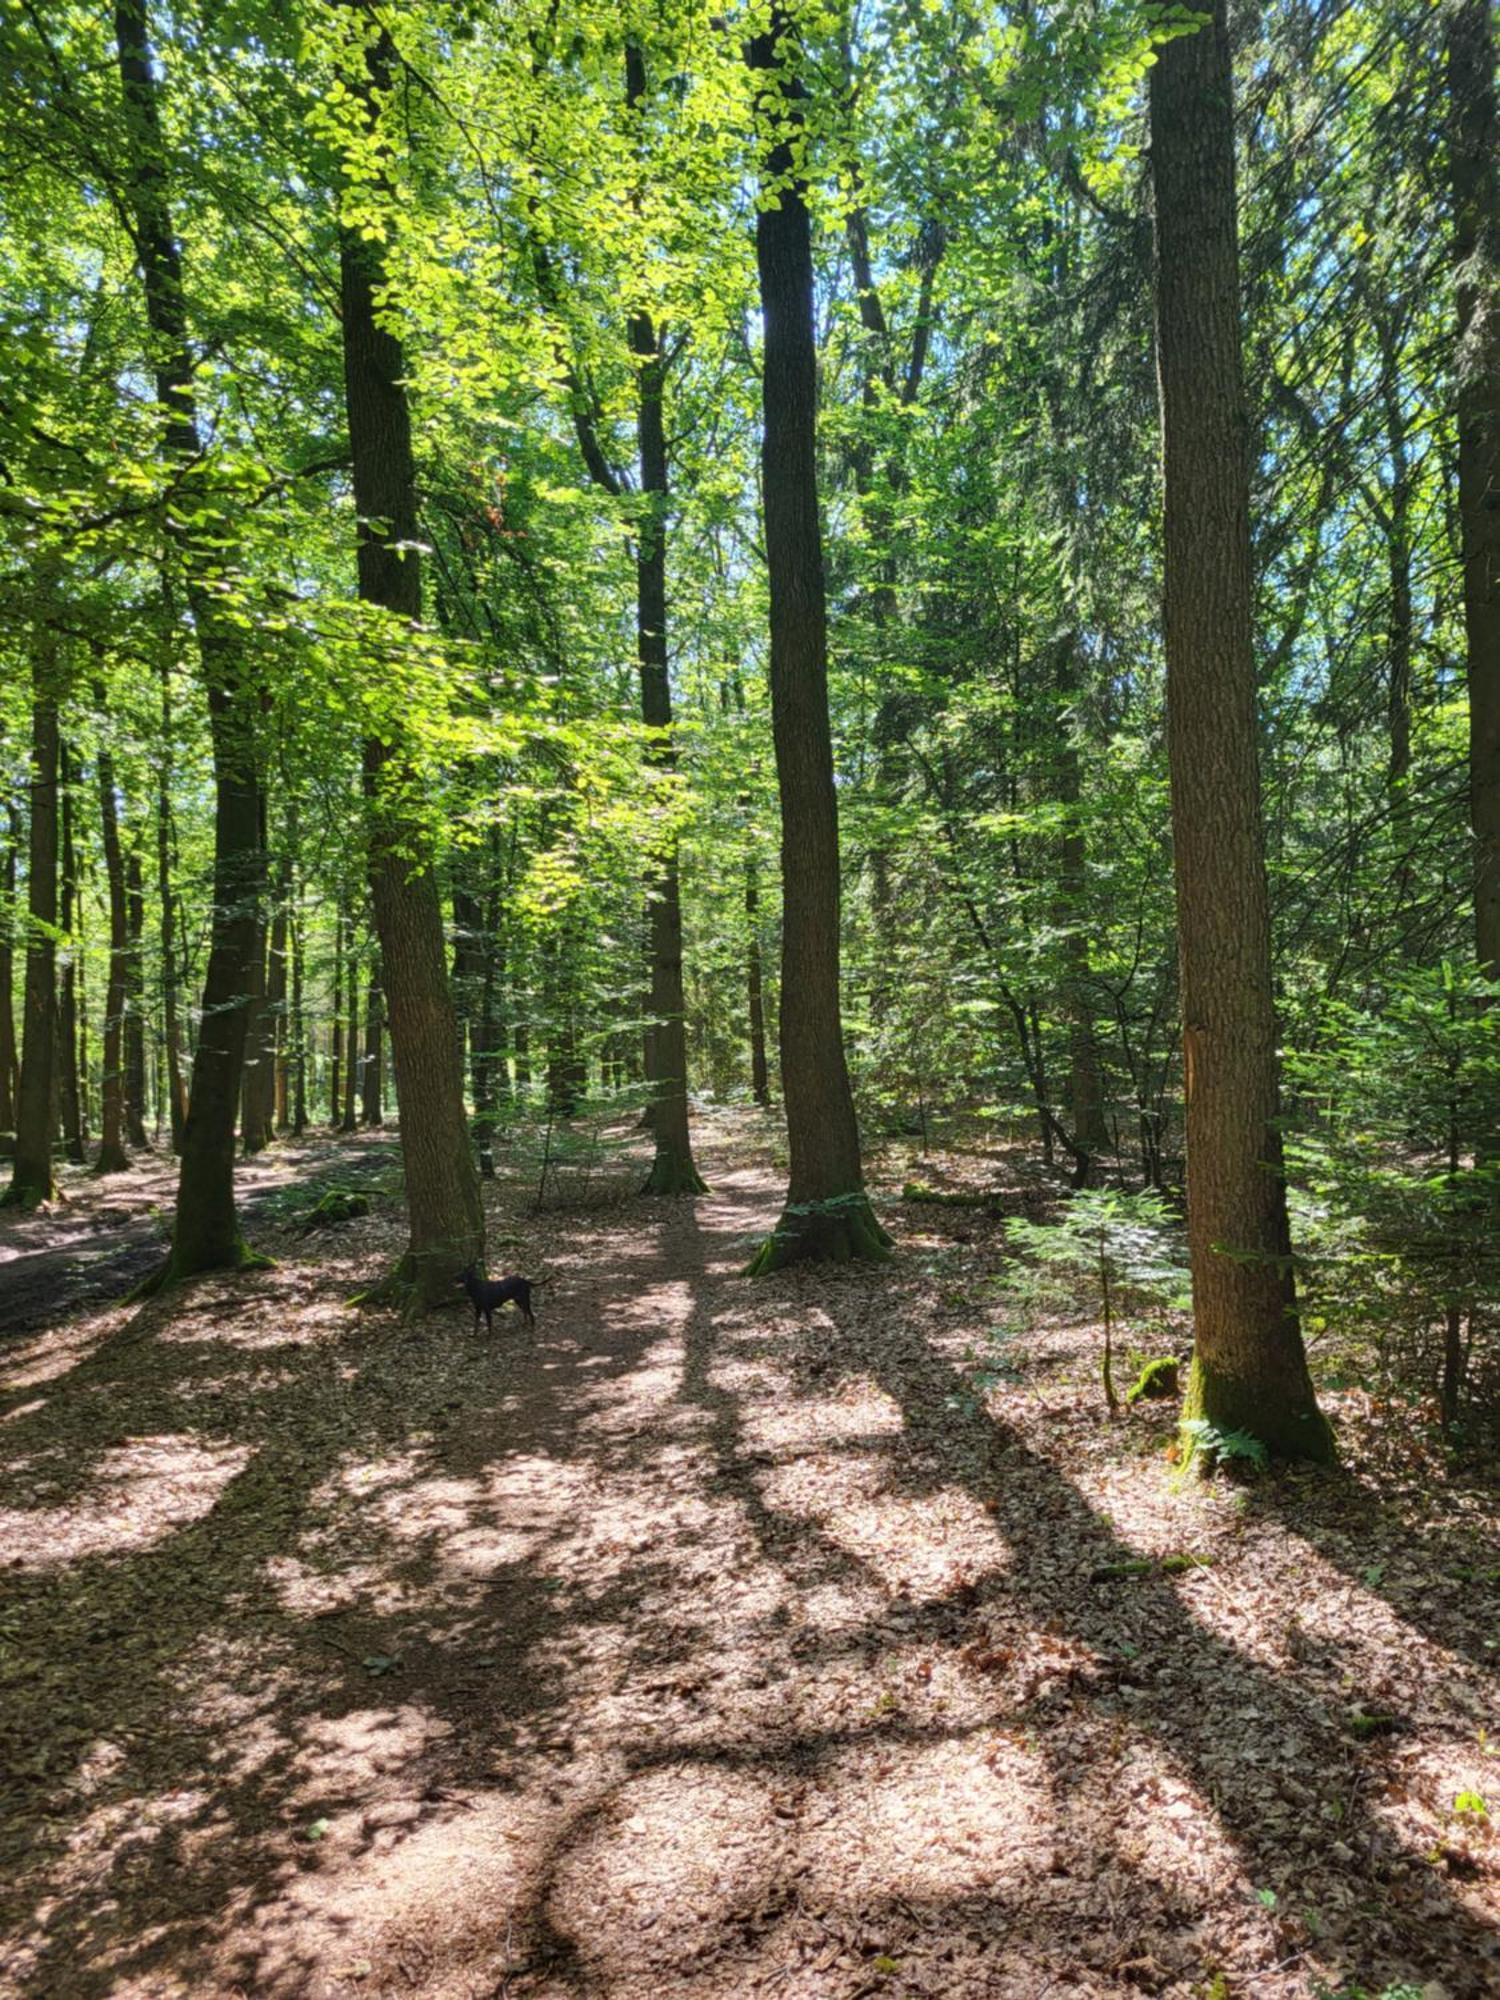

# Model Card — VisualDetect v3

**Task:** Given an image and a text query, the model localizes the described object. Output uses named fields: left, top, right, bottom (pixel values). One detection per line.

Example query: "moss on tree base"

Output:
left=0, top=1176, right=56, bottom=1211
left=1179, top=1352, right=1336, bottom=1467
left=640, top=1147, right=708, bottom=1197
left=745, top=1192, right=893, bottom=1274
left=128, top=1237, right=274, bottom=1302
left=352, top=1245, right=475, bottom=1319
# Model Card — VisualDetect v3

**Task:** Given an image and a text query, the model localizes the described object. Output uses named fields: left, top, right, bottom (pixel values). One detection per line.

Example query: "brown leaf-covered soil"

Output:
left=0, top=1112, right=1496, bottom=1999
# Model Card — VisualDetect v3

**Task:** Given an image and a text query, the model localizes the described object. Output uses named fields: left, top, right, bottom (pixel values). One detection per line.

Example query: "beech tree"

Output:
left=745, top=2, right=889, bottom=1271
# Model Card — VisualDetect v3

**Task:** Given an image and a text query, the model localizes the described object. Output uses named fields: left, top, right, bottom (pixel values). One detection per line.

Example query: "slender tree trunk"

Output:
left=453, top=886, right=491, bottom=1168
left=94, top=697, right=133, bottom=1174
left=745, top=8, right=888, bottom=1271
left=361, top=956, right=383, bottom=1126
left=746, top=848, right=770, bottom=1107
left=156, top=657, right=186, bottom=1151
left=266, top=849, right=289, bottom=1134
left=1150, top=0, right=1332, bottom=1462
left=329, top=906, right=344, bottom=1127
left=341, top=947, right=360, bottom=1133
left=116, top=0, right=266, bottom=1289
left=3, top=630, right=60, bottom=1207
left=337, top=17, right=483, bottom=1305
left=1447, top=0, right=1500, bottom=989
left=623, top=44, right=706, bottom=1196
left=239, top=788, right=272, bottom=1155
left=57, top=745, right=85, bottom=1164
left=1055, top=639, right=1108, bottom=1173
left=290, top=883, right=307, bottom=1136
left=0, top=802, right=18, bottom=1136
left=124, top=842, right=149, bottom=1149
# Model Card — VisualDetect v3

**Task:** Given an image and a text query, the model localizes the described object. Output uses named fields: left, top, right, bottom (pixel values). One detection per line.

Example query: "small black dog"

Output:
left=457, top=1263, right=536, bottom=1332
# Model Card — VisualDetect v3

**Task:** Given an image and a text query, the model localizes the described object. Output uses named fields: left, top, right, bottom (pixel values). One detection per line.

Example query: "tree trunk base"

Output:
left=1180, top=1352, right=1336, bottom=1466
left=745, top=1193, right=892, bottom=1274
left=640, top=1147, right=707, bottom=1197
left=129, top=1236, right=274, bottom=1302
left=92, top=1145, right=132, bottom=1176
left=352, top=1247, right=471, bottom=1319
left=1, top=1174, right=56, bottom=1210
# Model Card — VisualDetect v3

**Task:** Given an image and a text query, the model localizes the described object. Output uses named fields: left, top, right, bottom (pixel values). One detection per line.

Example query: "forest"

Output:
left=1, top=0, right=1498, bottom=1995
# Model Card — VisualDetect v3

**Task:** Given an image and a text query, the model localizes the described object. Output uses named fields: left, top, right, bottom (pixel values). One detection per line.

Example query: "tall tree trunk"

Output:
left=156, top=656, right=186, bottom=1151
left=124, top=841, right=150, bottom=1149
left=361, top=956, right=383, bottom=1126
left=745, top=847, right=771, bottom=1108
left=57, top=745, right=85, bottom=1164
left=266, top=848, right=289, bottom=1134
left=1447, top=0, right=1500, bottom=988
left=0, top=801, right=18, bottom=1136
left=452, top=886, right=491, bottom=1168
left=94, top=697, right=133, bottom=1174
left=337, top=16, right=483, bottom=1305
left=1055, top=638, right=1108, bottom=1174
left=290, top=880, right=307, bottom=1137
left=329, top=906, right=344, bottom=1127
left=341, top=947, right=360, bottom=1133
left=745, top=7, right=888, bottom=1271
left=3, top=629, right=60, bottom=1207
left=116, top=0, right=266, bottom=1289
left=239, top=788, right=271, bottom=1156
left=626, top=44, right=705, bottom=1197
left=1150, top=0, right=1332, bottom=1461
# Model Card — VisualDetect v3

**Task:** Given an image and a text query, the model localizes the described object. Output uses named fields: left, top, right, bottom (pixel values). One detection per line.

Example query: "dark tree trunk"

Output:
left=626, top=44, right=705, bottom=1197
left=0, top=802, right=18, bottom=1135
left=329, top=906, right=344, bottom=1127
left=57, top=746, right=85, bottom=1164
left=116, top=0, right=266, bottom=1289
left=156, top=657, right=186, bottom=1152
left=94, top=709, right=132, bottom=1175
left=3, top=666, right=59, bottom=1209
left=1447, top=0, right=1500, bottom=989
left=124, top=842, right=150, bottom=1149
left=1150, top=0, right=1332, bottom=1461
left=337, top=18, right=483, bottom=1306
left=745, top=9, right=888, bottom=1271
left=240, top=792, right=275, bottom=1155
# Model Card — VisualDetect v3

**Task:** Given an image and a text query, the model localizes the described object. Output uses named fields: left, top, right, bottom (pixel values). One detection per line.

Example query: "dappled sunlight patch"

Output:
left=0, top=1317, right=119, bottom=1392
left=546, top=1763, right=784, bottom=1980
left=291, top=1703, right=454, bottom=1808
left=801, top=1731, right=1052, bottom=1899
left=740, top=1377, right=905, bottom=1455
left=0, top=1435, right=251, bottom=1569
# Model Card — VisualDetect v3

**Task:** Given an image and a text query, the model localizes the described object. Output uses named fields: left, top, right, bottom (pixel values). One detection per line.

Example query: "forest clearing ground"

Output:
left=0, top=1111, right=1496, bottom=2000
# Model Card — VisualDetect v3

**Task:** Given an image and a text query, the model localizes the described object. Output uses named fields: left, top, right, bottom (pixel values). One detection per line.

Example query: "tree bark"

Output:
left=1150, top=0, right=1331, bottom=1461
left=340, top=946, right=360, bottom=1133
left=337, top=13, right=483, bottom=1305
left=3, top=660, right=60, bottom=1209
left=57, top=745, right=86, bottom=1165
left=746, top=847, right=771, bottom=1108
left=1447, top=0, right=1500, bottom=988
left=625, top=44, right=706, bottom=1197
left=745, top=6, right=888, bottom=1271
left=361, top=956, right=383, bottom=1125
left=0, top=802, right=18, bottom=1136
left=94, top=702, right=133, bottom=1174
left=116, top=0, right=266, bottom=1288
left=124, top=841, right=150, bottom=1148
left=156, top=655, right=186, bottom=1151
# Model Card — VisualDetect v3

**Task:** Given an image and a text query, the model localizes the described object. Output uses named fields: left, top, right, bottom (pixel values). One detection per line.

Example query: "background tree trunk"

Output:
left=4, top=664, right=60, bottom=1208
left=745, top=6, right=888, bottom=1271
left=57, top=745, right=85, bottom=1165
left=124, top=842, right=149, bottom=1149
left=156, top=655, right=186, bottom=1152
left=1150, top=0, right=1332, bottom=1461
left=1447, top=0, right=1500, bottom=989
left=0, top=802, right=19, bottom=1136
left=337, top=14, right=483, bottom=1305
left=94, top=705, right=132, bottom=1174
left=116, top=0, right=266, bottom=1288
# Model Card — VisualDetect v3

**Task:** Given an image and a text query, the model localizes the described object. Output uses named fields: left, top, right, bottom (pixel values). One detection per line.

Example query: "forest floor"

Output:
left=0, top=1110, right=1496, bottom=2000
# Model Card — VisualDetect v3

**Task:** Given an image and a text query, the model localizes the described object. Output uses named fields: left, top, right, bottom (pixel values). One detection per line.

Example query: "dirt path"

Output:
left=0, top=1117, right=1496, bottom=1998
